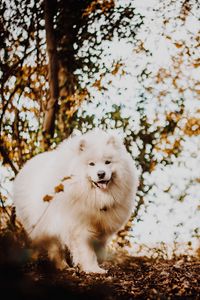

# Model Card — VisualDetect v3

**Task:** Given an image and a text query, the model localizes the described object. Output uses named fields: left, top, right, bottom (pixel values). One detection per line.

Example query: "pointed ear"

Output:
left=107, top=135, right=121, bottom=149
left=107, top=135, right=116, bottom=146
left=79, top=139, right=86, bottom=152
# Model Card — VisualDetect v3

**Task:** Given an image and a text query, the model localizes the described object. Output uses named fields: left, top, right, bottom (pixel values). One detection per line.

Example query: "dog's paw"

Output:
left=55, top=259, right=68, bottom=270
left=83, top=266, right=107, bottom=274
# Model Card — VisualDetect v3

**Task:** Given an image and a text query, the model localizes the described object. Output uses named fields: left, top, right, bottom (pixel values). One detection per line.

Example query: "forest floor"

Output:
left=0, top=232, right=200, bottom=300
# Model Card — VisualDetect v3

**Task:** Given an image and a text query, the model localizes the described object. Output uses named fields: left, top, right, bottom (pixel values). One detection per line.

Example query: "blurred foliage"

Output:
left=0, top=0, right=200, bottom=254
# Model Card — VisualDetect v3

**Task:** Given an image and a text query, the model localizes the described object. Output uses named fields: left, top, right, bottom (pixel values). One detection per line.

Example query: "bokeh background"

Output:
left=0, top=0, right=200, bottom=258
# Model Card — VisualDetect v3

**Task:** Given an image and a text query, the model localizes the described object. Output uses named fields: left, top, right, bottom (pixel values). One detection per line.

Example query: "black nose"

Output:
left=97, top=170, right=106, bottom=179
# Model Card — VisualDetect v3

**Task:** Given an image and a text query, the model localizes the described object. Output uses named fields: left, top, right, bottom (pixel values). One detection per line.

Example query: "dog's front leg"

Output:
left=70, top=235, right=107, bottom=274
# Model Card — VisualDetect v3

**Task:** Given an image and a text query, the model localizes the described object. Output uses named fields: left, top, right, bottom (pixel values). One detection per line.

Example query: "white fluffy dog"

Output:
left=13, top=129, right=138, bottom=273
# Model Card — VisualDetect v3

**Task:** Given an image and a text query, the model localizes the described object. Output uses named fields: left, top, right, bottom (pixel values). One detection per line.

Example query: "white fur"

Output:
left=13, top=129, right=138, bottom=273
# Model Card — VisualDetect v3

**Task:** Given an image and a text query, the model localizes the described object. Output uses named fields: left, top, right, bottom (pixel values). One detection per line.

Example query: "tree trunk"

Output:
left=43, top=0, right=59, bottom=147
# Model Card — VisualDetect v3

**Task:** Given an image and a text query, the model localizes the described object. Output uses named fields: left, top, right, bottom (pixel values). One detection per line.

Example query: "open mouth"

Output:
left=92, top=180, right=110, bottom=190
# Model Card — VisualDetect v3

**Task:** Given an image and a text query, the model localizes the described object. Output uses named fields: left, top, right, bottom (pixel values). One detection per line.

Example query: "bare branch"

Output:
left=0, top=143, right=18, bottom=175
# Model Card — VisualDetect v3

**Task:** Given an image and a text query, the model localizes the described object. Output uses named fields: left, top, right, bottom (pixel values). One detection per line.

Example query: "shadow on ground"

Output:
left=0, top=233, right=199, bottom=299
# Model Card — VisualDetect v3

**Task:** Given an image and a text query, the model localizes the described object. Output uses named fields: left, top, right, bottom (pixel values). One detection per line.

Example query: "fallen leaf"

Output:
left=54, top=183, right=64, bottom=193
left=61, top=176, right=72, bottom=181
left=43, top=194, right=53, bottom=202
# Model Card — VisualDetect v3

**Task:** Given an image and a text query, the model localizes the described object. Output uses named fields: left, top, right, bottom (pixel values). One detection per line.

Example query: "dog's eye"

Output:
left=105, top=160, right=111, bottom=165
left=89, top=162, right=95, bottom=166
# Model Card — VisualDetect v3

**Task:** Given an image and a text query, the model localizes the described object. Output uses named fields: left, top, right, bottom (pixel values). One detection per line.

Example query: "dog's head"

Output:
left=77, top=130, right=124, bottom=190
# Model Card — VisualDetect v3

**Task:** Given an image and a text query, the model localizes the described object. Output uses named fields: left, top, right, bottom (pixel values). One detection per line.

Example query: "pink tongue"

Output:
left=98, top=183, right=107, bottom=189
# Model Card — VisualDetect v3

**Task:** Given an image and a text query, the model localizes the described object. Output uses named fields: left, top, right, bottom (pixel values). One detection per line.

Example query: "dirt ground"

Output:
left=0, top=233, right=200, bottom=300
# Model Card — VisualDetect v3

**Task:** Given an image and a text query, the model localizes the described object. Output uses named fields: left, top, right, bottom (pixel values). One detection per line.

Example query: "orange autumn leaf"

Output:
left=43, top=194, right=53, bottom=202
left=54, top=183, right=64, bottom=193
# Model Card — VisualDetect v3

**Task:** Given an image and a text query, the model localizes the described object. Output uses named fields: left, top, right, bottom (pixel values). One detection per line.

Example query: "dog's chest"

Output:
left=89, top=204, right=121, bottom=237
